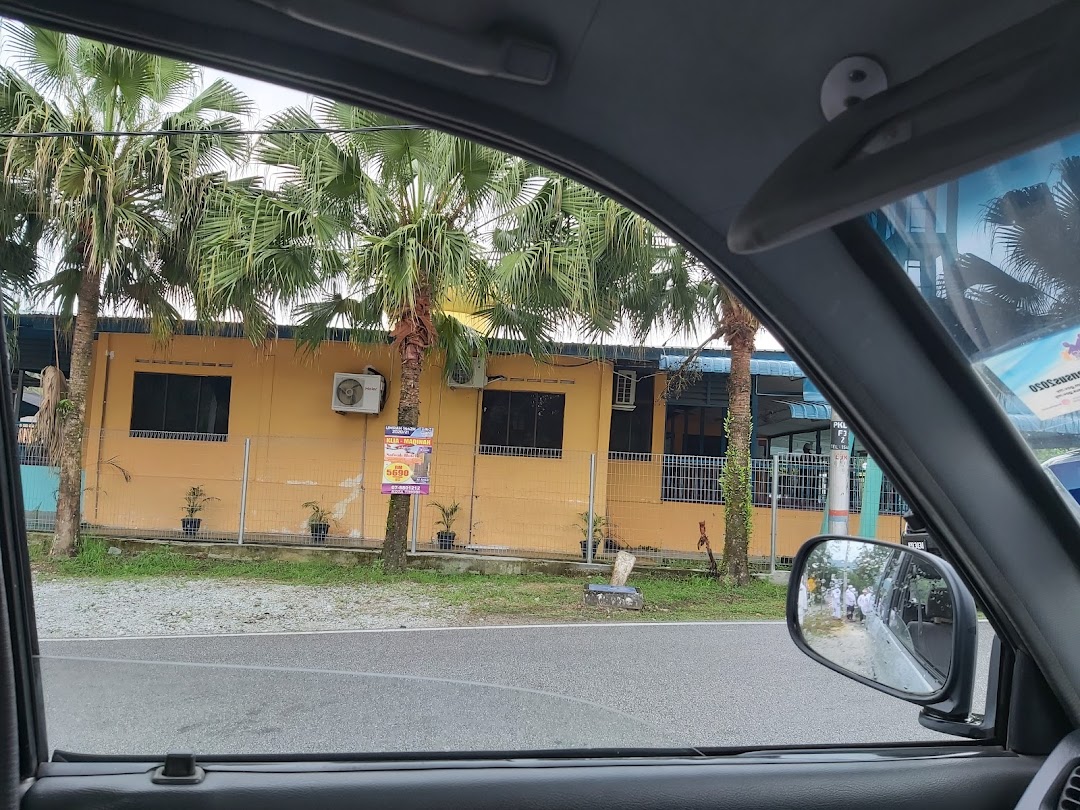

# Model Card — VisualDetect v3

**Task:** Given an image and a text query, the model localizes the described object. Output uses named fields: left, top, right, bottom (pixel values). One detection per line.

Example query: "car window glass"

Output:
left=873, top=550, right=903, bottom=619
left=4, top=17, right=997, bottom=759
left=885, top=560, right=952, bottom=677
left=868, top=133, right=1080, bottom=510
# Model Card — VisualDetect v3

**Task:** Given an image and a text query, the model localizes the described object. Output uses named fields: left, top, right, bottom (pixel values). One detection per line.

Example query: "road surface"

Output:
left=39, top=621, right=993, bottom=756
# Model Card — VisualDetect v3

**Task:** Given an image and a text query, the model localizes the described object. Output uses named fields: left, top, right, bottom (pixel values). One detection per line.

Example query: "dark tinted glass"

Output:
left=506, top=392, right=536, bottom=448
left=130, top=372, right=231, bottom=438
left=479, top=390, right=565, bottom=453
left=534, top=393, right=565, bottom=450
left=129, top=372, right=167, bottom=433
left=200, top=376, right=232, bottom=434
left=479, top=390, right=510, bottom=446
left=163, top=374, right=201, bottom=433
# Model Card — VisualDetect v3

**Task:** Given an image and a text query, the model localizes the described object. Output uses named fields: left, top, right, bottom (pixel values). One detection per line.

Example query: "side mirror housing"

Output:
left=787, top=535, right=978, bottom=722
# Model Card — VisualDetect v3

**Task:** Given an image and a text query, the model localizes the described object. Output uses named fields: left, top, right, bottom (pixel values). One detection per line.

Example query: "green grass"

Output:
left=27, top=534, right=787, bottom=623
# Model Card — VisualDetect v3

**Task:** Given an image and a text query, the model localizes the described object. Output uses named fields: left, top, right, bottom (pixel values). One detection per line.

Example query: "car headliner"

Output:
left=3, top=0, right=1080, bottom=722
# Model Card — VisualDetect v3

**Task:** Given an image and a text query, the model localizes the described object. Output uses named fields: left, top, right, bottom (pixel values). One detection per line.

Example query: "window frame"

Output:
left=478, top=390, right=566, bottom=458
left=608, top=369, right=655, bottom=455
left=129, top=370, right=233, bottom=442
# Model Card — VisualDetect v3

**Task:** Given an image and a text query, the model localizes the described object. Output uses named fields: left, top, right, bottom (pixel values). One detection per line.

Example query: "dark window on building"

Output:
left=609, top=371, right=654, bottom=455
left=130, top=372, right=231, bottom=440
left=664, top=405, right=727, bottom=457
left=479, top=391, right=565, bottom=457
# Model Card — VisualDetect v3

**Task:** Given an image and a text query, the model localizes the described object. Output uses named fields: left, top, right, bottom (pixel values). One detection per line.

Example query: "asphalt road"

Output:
left=38, top=622, right=994, bottom=756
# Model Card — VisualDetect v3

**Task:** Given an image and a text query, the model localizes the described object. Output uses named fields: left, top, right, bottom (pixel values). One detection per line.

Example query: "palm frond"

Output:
left=293, top=292, right=385, bottom=351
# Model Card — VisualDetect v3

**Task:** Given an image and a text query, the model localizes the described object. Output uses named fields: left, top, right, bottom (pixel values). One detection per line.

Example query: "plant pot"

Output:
left=580, top=540, right=600, bottom=560
left=309, top=522, right=330, bottom=544
left=181, top=517, right=201, bottom=537
left=437, top=530, right=456, bottom=550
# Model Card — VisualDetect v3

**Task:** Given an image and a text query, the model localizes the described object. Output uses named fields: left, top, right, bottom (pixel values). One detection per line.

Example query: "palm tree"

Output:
left=628, top=263, right=759, bottom=585
left=0, top=176, right=44, bottom=311
left=490, top=190, right=762, bottom=583
left=0, top=175, right=46, bottom=368
left=0, top=24, right=253, bottom=556
left=943, top=156, right=1080, bottom=354
left=715, top=290, right=759, bottom=586
left=199, top=103, right=673, bottom=571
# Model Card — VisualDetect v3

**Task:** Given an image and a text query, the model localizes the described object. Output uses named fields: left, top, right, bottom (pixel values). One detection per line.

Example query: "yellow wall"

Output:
left=606, top=456, right=903, bottom=558
left=79, top=332, right=901, bottom=558
left=82, top=333, right=614, bottom=551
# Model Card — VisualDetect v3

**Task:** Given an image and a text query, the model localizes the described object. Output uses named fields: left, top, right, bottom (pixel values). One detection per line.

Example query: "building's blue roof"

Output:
left=659, top=353, right=804, bottom=378
left=785, top=401, right=832, bottom=420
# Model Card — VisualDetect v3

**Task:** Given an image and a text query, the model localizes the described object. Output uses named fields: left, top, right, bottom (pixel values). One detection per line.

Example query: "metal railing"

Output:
left=642, top=452, right=906, bottom=516
left=16, top=424, right=51, bottom=467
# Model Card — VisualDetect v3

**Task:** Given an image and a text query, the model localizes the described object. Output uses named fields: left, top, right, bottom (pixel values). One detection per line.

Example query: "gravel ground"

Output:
left=32, top=577, right=466, bottom=639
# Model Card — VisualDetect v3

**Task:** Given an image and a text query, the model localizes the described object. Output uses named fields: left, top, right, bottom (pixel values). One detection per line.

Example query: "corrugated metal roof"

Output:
left=7, top=314, right=799, bottom=370
left=785, top=401, right=832, bottom=420
left=660, top=353, right=805, bottom=378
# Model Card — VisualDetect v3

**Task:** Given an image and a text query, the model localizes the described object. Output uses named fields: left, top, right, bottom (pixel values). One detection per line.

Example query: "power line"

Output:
left=0, top=124, right=428, bottom=139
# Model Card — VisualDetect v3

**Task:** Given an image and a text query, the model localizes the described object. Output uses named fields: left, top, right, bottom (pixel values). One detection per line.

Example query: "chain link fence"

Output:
left=20, top=430, right=907, bottom=569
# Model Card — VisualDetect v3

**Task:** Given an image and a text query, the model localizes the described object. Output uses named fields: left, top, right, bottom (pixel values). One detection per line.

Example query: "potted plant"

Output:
left=430, top=500, right=461, bottom=550
left=576, top=512, right=609, bottom=560
left=303, top=501, right=333, bottom=544
left=181, top=485, right=217, bottom=537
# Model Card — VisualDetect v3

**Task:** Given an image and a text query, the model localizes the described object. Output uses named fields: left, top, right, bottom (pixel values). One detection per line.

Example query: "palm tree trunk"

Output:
left=51, top=261, right=101, bottom=557
left=720, top=325, right=754, bottom=586
left=382, top=322, right=425, bottom=573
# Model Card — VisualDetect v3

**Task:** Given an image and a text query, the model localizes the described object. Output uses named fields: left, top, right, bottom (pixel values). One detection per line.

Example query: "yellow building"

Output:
left=14, top=317, right=905, bottom=559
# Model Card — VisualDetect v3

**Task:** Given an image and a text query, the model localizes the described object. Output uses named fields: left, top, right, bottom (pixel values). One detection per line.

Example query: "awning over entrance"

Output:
left=757, top=398, right=830, bottom=438
left=784, top=401, right=831, bottom=420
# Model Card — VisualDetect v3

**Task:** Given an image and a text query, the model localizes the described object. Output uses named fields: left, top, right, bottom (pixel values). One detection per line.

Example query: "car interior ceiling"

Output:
left=4, top=1, right=1080, bottom=809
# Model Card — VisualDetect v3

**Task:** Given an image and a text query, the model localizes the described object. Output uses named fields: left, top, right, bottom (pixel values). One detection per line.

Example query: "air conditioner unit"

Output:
left=331, top=371, right=385, bottom=414
left=612, top=369, right=638, bottom=410
left=447, top=357, right=486, bottom=389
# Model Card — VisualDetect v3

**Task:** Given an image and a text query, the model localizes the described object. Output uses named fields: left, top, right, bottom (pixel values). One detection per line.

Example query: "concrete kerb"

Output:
left=100, top=537, right=612, bottom=577
left=87, top=537, right=791, bottom=584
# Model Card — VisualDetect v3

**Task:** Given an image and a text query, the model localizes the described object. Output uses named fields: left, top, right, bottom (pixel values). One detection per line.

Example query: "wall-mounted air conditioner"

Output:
left=331, top=371, right=385, bottom=414
left=447, top=357, right=486, bottom=389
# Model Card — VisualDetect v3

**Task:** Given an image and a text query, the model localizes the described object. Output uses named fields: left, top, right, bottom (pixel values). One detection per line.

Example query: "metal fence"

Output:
left=21, top=432, right=908, bottom=570
left=653, top=453, right=907, bottom=515
left=16, top=424, right=49, bottom=466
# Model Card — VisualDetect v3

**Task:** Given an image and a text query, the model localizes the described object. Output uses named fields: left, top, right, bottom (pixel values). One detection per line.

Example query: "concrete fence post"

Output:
left=586, top=452, right=597, bottom=564
left=238, top=437, right=251, bottom=545
left=770, top=453, right=779, bottom=574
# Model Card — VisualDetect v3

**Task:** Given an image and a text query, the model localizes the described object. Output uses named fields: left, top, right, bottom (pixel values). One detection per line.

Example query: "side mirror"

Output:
left=788, top=535, right=978, bottom=721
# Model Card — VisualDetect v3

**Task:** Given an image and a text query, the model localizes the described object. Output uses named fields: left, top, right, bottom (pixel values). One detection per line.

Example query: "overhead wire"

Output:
left=0, top=124, right=428, bottom=139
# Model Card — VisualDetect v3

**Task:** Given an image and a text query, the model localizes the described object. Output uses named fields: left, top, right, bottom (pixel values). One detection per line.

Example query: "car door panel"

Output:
left=23, top=752, right=1042, bottom=810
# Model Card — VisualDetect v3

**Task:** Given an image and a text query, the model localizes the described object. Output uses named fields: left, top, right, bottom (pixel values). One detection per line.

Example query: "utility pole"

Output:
left=841, top=539, right=852, bottom=622
left=828, top=415, right=851, bottom=535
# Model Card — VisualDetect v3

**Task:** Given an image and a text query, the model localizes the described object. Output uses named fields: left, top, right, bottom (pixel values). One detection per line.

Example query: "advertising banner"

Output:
left=981, top=324, right=1080, bottom=421
left=381, top=426, right=434, bottom=495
